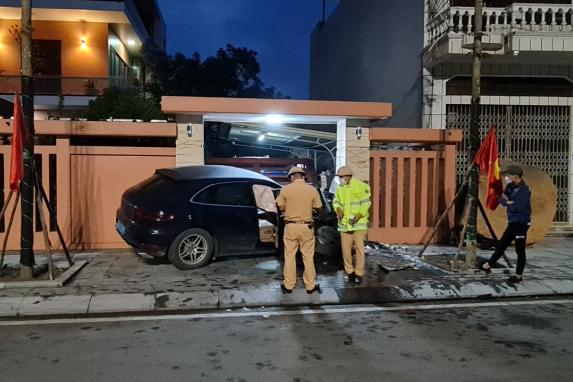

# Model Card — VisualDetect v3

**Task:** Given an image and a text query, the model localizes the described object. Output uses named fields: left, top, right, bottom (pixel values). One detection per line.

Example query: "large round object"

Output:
left=477, top=160, right=557, bottom=245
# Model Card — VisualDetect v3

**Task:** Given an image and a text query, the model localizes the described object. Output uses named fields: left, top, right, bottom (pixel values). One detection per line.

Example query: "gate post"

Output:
left=336, top=119, right=371, bottom=182
left=176, top=115, right=205, bottom=167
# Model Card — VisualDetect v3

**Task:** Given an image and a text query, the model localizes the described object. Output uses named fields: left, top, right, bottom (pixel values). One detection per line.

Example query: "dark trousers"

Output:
left=488, top=222, right=530, bottom=275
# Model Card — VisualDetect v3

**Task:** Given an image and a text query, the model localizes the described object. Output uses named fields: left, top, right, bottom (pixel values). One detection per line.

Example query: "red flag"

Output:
left=473, top=127, right=503, bottom=210
left=10, top=93, right=25, bottom=192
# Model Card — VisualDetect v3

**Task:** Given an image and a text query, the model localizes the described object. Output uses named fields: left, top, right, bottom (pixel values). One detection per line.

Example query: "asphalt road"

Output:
left=1, top=299, right=572, bottom=382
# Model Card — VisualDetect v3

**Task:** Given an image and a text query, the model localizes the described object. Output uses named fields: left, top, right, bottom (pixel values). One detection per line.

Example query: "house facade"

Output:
left=0, top=0, right=165, bottom=116
left=310, top=0, right=573, bottom=225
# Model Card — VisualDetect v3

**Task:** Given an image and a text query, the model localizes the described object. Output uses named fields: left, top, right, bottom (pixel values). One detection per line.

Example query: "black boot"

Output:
left=281, top=284, right=293, bottom=294
left=346, top=272, right=356, bottom=284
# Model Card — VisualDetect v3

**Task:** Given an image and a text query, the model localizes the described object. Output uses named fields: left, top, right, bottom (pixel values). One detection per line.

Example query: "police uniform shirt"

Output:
left=276, top=179, right=322, bottom=222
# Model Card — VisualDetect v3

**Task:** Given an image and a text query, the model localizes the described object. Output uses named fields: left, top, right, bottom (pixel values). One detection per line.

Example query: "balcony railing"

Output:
left=427, top=4, right=573, bottom=45
left=0, top=75, right=134, bottom=97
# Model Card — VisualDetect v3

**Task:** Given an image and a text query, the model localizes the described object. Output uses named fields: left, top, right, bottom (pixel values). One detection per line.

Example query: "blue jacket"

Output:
left=499, top=181, right=531, bottom=224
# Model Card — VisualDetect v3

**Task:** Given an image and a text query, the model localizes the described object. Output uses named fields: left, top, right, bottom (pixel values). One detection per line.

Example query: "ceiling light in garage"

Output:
left=264, top=114, right=285, bottom=125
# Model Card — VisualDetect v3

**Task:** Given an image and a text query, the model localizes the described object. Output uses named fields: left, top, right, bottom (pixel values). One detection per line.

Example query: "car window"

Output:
left=193, top=182, right=255, bottom=207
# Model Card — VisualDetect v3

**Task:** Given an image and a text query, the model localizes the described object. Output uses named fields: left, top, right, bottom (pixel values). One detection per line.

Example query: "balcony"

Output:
left=425, top=3, right=573, bottom=66
left=0, top=76, right=134, bottom=97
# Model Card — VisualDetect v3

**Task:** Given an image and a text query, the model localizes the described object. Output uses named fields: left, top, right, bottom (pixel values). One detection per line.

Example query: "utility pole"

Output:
left=20, top=0, right=35, bottom=278
left=464, top=0, right=483, bottom=267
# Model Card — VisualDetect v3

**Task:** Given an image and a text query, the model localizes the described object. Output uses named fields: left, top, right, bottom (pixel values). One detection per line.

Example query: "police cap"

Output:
left=288, top=166, right=306, bottom=177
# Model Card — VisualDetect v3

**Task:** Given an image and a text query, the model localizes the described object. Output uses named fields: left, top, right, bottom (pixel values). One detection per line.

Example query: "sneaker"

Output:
left=507, top=275, right=523, bottom=284
left=353, top=276, right=363, bottom=286
left=306, top=284, right=322, bottom=294
left=280, top=284, right=293, bottom=294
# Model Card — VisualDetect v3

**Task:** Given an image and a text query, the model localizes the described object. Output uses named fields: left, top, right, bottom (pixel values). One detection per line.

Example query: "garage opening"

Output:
left=203, top=116, right=337, bottom=189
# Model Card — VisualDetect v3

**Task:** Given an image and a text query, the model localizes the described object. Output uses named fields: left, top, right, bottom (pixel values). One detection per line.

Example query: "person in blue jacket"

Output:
left=480, top=165, right=532, bottom=284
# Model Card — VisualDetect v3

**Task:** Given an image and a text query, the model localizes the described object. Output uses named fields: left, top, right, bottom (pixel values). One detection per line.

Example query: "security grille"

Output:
left=447, top=104, right=571, bottom=222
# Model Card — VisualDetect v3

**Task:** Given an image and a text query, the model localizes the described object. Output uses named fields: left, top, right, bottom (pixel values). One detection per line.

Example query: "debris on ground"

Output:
left=365, top=242, right=421, bottom=272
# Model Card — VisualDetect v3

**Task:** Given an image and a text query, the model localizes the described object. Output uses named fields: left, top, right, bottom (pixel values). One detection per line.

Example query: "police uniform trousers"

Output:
left=283, top=223, right=316, bottom=290
left=341, top=231, right=366, bottom=277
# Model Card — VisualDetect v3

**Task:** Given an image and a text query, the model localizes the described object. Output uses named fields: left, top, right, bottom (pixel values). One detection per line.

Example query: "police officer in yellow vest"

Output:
left=276, top=166, right=323, bottom=294
left=333, top=166, right=371, bottom=285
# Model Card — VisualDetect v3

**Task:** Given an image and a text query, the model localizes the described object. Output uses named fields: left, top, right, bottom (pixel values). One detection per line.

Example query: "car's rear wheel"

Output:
left=168, top=228, right=214, bottom=270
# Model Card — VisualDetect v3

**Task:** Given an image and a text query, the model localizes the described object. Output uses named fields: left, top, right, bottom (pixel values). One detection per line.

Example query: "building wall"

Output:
left=310, top=0, right=424, bottom=128
left=0, top=19, right=109, bottom=78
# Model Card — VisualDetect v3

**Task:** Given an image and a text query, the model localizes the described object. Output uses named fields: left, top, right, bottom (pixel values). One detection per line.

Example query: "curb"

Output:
left=2, top=279, right=573, bottom=320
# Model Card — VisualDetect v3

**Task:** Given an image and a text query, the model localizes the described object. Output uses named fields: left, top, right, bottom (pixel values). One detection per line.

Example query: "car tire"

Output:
left=168, top=228, right=214, bottom=270
left=315, top=226, right=341, bottom=256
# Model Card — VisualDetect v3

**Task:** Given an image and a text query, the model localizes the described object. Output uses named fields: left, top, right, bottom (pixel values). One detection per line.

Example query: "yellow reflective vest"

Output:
left=333, top=178, right=371, bottom=232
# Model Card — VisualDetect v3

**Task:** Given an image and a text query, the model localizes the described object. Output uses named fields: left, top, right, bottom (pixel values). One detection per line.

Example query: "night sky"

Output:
left=156, top=0, right=340, bottom=99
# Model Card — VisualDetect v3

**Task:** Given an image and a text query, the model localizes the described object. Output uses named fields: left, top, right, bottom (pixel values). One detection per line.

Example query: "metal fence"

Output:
left=447, top=104, right=571, bottom=222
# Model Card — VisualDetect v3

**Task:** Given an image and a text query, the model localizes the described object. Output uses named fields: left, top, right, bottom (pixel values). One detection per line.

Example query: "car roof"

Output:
left=156, top=165, right=281, bottom=186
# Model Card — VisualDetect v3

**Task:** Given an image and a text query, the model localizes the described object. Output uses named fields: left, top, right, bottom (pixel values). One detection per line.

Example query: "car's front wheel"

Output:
left=168, top=228, right=214, bottom=270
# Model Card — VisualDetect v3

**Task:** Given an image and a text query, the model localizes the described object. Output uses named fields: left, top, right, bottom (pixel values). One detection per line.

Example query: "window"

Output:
left=193, top=183, right=255, bottom=207
left=32, top=40, right=61, bottom=94
left=109, top=46, right=132, bottom=87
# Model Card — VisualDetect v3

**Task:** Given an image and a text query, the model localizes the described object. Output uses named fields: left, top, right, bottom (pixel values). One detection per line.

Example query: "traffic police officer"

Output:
left=480, top=165, right=532, bottom=284
left=333, top=166, right=371, bottom=285
left=276, top=166, right=323, bottom=294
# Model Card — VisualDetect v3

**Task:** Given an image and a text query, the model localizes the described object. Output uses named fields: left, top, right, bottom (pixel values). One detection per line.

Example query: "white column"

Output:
left=422, top=67, right=434, bottom=129
left=336, top=119, right=347, bottom=171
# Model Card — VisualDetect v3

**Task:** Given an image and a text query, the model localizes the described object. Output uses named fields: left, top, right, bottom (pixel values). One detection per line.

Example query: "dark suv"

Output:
left=116, top=165, right=339, bottom=270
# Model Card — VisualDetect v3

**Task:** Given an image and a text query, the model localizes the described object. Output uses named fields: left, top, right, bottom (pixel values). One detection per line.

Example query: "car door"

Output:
left=252, top=183, right=279, bottom=252
left=191, top=181, right=258, bottom=254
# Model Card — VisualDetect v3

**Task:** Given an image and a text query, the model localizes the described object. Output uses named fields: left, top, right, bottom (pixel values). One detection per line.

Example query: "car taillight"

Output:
left=134, top=208, right=175, bottom=222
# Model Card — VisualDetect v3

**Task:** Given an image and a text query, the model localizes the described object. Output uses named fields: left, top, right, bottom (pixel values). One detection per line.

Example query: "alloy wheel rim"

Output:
left=178, top=234, right=208, bottom=265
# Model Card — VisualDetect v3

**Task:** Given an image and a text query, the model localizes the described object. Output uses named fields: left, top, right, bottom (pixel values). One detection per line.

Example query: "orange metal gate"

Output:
left=0, top=120, right=177, bottom=251
left=368, top=128, right=462, bottom=244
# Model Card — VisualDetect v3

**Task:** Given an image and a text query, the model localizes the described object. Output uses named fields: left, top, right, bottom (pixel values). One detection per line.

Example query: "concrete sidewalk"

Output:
left=1, top=237, right=572, bottom=318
